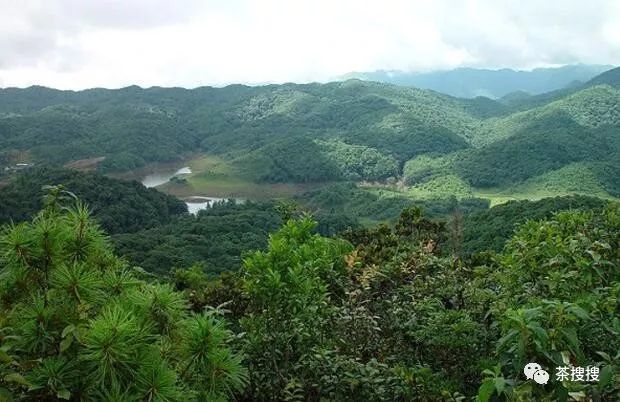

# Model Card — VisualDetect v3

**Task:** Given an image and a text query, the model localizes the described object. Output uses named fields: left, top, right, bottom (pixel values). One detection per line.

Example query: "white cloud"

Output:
left=0, top=0, right=618, bottom=89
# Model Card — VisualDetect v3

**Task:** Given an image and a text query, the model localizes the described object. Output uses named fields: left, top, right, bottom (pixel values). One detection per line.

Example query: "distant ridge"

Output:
left=342, top=64, right=614, bottom=98
left=586, top=66, right=620, bottom=87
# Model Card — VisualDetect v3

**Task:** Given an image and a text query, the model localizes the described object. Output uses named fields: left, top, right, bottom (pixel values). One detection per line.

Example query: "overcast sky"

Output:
left=1, top=0, right=620, bottom=89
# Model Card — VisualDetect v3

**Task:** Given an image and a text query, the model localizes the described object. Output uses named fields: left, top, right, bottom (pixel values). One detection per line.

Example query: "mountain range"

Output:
left=1, top=66, right=619, bottom=204
left=342, top=64, right=614, bottom=98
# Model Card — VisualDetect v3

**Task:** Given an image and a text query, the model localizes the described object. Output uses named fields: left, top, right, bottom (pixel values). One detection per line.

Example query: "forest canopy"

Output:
left=1, top=197, right=617, bottom=401
left=1, top=76, right=618, bottom=199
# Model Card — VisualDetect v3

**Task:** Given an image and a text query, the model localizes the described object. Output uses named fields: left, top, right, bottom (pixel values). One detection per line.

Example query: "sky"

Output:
left=1, top=0, right=620, bottom=89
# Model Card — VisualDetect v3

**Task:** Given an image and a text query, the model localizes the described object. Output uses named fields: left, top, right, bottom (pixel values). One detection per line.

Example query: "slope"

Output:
left=0, top=167, right=187, bottom=233
left=0, top=80, right=483, bottom=180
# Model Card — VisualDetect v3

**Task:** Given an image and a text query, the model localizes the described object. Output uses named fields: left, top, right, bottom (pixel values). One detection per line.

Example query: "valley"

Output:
left=2, top=2, right=620, bottom=400
left=0, top=66, right=618, bottom=402
left=2, top=67, right=617, bottom=215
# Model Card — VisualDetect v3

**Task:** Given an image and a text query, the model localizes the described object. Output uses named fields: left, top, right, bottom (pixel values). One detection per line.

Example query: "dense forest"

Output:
left=1, top=194, right=618, bottom=400
left=0, top=168, right=187, bottom=234
left=112, top=201, right=283, bottom=275
left=1, top=67, right=619, bottom=201
left=0, top=169, right=613, bottom=278
left=1, top=64, right=619, bottom=401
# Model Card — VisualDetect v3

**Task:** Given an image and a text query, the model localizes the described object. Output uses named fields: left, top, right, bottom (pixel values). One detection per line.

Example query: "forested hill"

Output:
left=1, top=71, right=619, bottom=199
left=0, top=81, right=481, bottom=174
left=0, top=168, right=187, bottom=234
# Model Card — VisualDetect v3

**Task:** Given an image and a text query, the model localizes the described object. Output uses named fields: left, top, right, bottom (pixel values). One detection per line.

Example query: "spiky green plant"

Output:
left=0, top=195, right=247, bottom=400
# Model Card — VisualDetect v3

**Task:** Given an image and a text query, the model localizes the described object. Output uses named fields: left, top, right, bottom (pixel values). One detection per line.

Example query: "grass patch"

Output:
left=160, top=154, right=328, bottom=199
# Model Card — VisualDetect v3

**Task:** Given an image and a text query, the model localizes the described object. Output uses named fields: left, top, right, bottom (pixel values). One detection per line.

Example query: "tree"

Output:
left=0, top=196, right=247, bottom=400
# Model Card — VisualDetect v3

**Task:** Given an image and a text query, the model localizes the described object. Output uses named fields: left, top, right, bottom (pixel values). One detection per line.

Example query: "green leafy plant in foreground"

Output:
left=0, top=193, right=247, bottom=401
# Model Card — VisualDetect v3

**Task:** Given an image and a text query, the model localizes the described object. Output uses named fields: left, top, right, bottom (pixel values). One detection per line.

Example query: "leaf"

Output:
left=595, top=351, right=611, bottom=362
left=598, top=365, right=612, bottom=389
left=567, top=306, right=589, bottom=320
left=59, top=336, right=73, bottom=352
left=57, top=389, right=71, bottom=400
left=0, top=350, right=12, bottom=364
left=494, top=377, right=506, bottom=394
left=586, top=250, right=601, bottom=262
left=61, top=324, right=76, bottom=338
left=530, top=325, right=549, bottom=343
left=476, top=379, right=495, bottom=402
left=3, top=373, right=28, bottom=386
left=561, top=351, right=571, bottom=365
left=568, top=391, right=586, bottom=400
left=560, top=328, right=581, bottom=355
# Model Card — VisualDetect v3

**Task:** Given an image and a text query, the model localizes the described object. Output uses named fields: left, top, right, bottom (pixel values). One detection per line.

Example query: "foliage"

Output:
left=2, top=192, right=618, bottom=400
left=298, top=182, right=489, bottom=225
left=112, top=201, right=282, bottom=275
left=461, top=195, right=609, bottom=254
left=455, top=112, right=619, bottom=188
left=233, top=137, right=343, bottom=183
left=240, top=216, right=353, bottom=399
left=2, top=80, right=618, bottom=199
left=316, top=139, right=399, bottom=181
left=0, top=197, right=247, bottom=400
left=228, top=204, right=619, bottom=400
left=0, top=168, right=187, bottom=234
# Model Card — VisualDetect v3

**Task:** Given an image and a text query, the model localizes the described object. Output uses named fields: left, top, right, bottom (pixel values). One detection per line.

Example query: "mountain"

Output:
left=0, top=80, right=485, bottom=175
left=497, top=66, right=620, bottom=111
left=585, top=66, right=620, bottom=87
left=342, top=64, right=614, bottom=98
left=1, top=74, right=618, bottom=204
left=1, top=79, right=618, bottom=401
left=404, top=83, right=620, bottom=198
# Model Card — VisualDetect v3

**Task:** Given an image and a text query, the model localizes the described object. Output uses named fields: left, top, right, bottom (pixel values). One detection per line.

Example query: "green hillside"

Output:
left=586, top=66, right=620, bottom=87
left=452, top=85, right=620, bottom=193
left=460, top=195, right=609, bottom=253
left=1, top=73, right=619, bottom=204
left=0, top=168, right=187, bottom=234
left=0, top=81, right=478, bottom=178
left=499, top=66, right=620, bottom=111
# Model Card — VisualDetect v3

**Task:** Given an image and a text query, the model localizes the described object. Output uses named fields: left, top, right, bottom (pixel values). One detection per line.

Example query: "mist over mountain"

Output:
left=342, top=64, right=614, bottom=98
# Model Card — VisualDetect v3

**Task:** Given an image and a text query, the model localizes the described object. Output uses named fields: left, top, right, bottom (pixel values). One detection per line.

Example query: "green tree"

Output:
left=0, top=196, right=247, bottom=400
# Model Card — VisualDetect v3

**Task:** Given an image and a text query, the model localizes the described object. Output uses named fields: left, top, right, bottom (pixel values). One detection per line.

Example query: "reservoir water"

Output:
left=140, top=166, right=233, bottom=215
left=185, top=196, right=226, bottom=214
left=142, top=166, right=192, bottom=188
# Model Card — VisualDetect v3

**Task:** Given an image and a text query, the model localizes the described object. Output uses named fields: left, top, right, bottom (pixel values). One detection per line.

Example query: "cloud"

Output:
left=0, top=0, right=618, bottom=89
left=0, top=0, right=205, bottom=69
